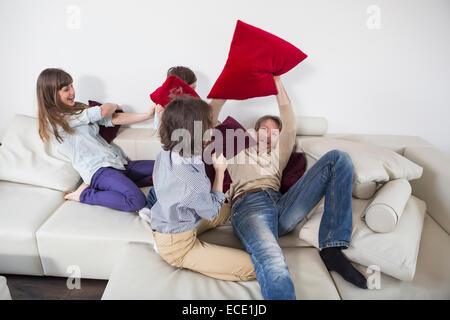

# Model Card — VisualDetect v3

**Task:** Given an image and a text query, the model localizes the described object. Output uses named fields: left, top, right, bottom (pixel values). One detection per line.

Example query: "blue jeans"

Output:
left=231, top=150, right=354, bottom=300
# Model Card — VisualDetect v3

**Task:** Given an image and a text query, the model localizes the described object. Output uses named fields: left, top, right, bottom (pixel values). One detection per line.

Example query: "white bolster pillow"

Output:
left=296, top=116, right=328, bottom=136
left=364, top=179, right=412, bottom=233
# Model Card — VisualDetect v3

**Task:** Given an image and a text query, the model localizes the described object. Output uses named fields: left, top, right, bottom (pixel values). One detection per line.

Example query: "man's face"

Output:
left=257, top=119, right=280, bottom=150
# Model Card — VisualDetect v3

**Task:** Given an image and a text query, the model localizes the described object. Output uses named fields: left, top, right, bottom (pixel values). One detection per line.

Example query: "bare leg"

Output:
left=64, top=184, right=89, bottom=202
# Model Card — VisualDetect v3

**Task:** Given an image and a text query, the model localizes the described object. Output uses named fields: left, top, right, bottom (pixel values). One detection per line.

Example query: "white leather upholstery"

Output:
left=0, top=181, right=64, bottom=276
left=330, top=214, right=450, bottom=299
left=198, top=223, right=312, bottom=249
left=113, top=127, right=161, bottom=161
left=323, top=134, right=434, bottom=155
left=0, top=123, right=448, bottom=299
left=102, top=243, right=340, bottom=300
left=0, top=276, right=12, bottom=300
left=35, top=200, right=154, bottom=280
left=0, top=115, right=81, bottom=192
left=364, top=179, right=412, bottom=233
left=404, top=147, right=450, bottom=234
left=300, top=196, right=426, bottom=281
left=298, top=137, right=423, bottom=185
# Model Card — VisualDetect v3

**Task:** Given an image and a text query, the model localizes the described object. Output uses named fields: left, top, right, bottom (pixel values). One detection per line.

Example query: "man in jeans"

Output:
left=210, top=76, right=367, bottom=300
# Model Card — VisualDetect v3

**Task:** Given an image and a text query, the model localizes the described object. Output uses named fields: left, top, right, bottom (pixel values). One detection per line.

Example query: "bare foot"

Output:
left=64, top=184, right=89, bottom=202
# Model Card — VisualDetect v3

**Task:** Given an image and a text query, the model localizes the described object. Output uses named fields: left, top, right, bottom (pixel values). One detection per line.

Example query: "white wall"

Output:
left=1, top=0, right=449, bottom=153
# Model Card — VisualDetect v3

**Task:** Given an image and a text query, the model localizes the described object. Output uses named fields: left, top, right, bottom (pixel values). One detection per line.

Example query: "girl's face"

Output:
left=190, top=81, right=197, bottom=91
left=58, top=83, right=75, bottom=107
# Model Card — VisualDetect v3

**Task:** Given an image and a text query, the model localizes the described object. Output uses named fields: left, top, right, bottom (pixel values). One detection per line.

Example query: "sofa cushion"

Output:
left=113, top=128, right=161, bottom=161
left=364, top=179, right=412, bottom=233
left=0, top=276, right=11, bottom=300
left=297, top=145, right=380, bottom=200
left=35, top=192, right=154, bottom=280
left=321, top=134, right=433, bottom=155
left=299, top=137, right=423, bottom=185
left=0, top=181, right=65, bottom=276
left=207, top=20, right=307, bottom=100
left=102, top=243, right=339, bottom=300
left=299, top=196, right=426, bottom=281
left=297, top=137, right=423, bottom=200
left=198, top=223, right=312, bottom=250
left=0, top=115, right=81, bottom=192
left=404, top=146, right=450, bottom=234
left=330, top=214, right=450, bottom=299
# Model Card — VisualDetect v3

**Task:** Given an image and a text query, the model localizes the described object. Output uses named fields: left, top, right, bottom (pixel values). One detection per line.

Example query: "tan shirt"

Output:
left=209, top=100, right=296, bottom=203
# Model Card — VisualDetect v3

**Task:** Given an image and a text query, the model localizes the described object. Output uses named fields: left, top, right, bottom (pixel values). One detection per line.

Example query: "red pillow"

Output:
left=207, top=20, right=307, bottom=100
left=150, top=75, right=200, bottom=107
left=89, top=100, right=122, bottom=144
left=280, top=152, right=307, bottom=194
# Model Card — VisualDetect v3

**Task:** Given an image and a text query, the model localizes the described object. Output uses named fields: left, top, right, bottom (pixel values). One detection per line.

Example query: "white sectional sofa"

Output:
left=0, top=115, right=449, bottom=300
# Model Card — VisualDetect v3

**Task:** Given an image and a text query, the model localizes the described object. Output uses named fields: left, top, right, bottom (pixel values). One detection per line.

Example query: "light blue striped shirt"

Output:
left=150, top=149, right=226, bottom=234
left=54, top=105, right=128, bottom=184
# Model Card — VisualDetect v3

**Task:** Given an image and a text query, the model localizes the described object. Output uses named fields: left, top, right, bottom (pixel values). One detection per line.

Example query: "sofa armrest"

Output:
left=404, top=146, right=450, bottom=234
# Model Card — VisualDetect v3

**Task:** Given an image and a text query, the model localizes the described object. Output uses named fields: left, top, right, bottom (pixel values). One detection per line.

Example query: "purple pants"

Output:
left=80, top=160, right=154, bottom=212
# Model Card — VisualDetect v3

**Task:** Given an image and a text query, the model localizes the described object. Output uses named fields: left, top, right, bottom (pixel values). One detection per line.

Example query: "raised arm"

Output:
left=208, top=99, right=226, bottom=127
left=111, top=104, right=156, bottom=125
left=100, top=103, right=118, bottom=118
left=275, top=76, right=297, bottom=170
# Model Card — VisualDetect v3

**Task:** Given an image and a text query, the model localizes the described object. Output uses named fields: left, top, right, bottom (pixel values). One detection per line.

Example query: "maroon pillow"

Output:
left=150, top=75, right=200, bottom=107
left=203, top=116, right=256, bottom=194
left=89, top=100, right=122, bottom=144
left=207, top=20, right=308, bottom=100
left=204, top=163, right=233, bottom=195
left=280, top=152, right=307, bottom=194
left=206, top=116, right=257, bottom=160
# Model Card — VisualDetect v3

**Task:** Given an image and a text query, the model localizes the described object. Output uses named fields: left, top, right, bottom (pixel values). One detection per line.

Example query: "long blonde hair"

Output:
left=37, top=68, right=87, bottom=142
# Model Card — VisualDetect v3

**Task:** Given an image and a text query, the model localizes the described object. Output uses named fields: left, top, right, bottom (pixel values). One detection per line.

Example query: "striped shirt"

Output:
left=150, top=149, right=226, bottom=234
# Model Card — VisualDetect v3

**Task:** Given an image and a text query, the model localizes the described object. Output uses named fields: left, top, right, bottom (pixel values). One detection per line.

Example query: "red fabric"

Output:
left=207, top=116, right=257, bottom=160
left=203, top=116, right=256, bottom=194
left=150, top=75, right=200, bottom=107
left=207, top=20, right=307, bottom=100
left=89, top=100, right=122, bottom=144
left=280, top=152, right=307, bottom=194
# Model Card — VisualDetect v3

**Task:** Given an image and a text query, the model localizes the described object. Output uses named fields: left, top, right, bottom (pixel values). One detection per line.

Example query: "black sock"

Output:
left=319, top=247, right=368, bottom=289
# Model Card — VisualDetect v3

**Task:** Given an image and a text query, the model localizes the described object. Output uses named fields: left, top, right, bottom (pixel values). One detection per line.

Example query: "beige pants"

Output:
left=152, top=204, right=256, bottom=281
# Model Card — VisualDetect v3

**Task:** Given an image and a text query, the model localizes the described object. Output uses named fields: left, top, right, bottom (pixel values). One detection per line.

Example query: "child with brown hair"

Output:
left=153, top=66, right=198, bottom=130
left=37, top=68, right=155, bottom=212
left=148, top=95, right=255, bottom=281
